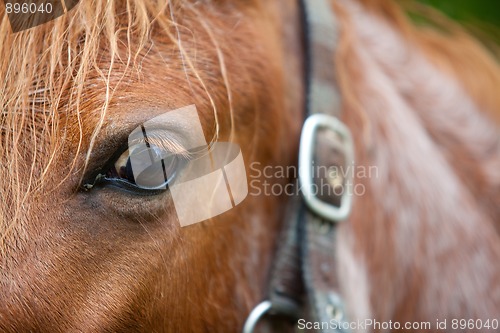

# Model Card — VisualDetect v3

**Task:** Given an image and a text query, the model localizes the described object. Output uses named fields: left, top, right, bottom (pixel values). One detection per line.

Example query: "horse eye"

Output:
left=102, top=144, right=180, bottom=191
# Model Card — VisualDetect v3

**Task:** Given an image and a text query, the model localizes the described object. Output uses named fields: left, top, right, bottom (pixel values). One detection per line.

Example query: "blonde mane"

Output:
left=0, top=0, right=230, bottom=248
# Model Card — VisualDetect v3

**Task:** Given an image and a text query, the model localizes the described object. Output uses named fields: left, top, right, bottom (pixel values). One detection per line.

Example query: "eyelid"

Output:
left=82, top=133, right=194, bottom=192
left=82, top=107, right=210, bottom=193
left=128, top=130, right=195, bottom=159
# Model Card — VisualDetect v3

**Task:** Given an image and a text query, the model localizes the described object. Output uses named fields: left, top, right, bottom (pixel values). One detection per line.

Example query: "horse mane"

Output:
left=334, top=0, right=500, bottom=323
left=0, top=0, right=230, bottom=247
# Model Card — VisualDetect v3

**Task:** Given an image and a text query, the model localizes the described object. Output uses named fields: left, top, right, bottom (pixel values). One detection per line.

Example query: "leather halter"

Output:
left=243, top=0, right=354, bottom=332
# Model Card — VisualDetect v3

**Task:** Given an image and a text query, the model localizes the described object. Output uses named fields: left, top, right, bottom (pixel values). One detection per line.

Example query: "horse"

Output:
left=0, top=0, right=499, bottom=331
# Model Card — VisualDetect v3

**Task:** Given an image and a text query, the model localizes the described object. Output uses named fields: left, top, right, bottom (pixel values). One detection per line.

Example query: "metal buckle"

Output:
left=298, top=114, right=355, bottom=222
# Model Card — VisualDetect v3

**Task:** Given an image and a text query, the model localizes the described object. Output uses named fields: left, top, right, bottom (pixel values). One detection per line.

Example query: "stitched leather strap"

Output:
left=300, top=0, right=349, bottom=331
left=243, top=0, right=352, bottom=331
left=268, top=192, right=304, bottom=317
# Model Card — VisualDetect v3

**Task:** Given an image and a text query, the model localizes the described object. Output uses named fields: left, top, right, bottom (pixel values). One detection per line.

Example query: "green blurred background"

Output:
left=417, top=0, right=500, bottom=26
left=414, top=0, right=500, bottom=43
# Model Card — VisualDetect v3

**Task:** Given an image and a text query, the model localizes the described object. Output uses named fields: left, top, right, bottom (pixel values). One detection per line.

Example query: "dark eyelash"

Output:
left=81, top=141, right=130, bottom=192
left=81, top=143, right=196, bottom=194
left=80, top=128, right=214, bottom=194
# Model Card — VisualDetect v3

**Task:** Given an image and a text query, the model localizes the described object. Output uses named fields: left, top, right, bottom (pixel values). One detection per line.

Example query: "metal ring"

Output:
left=242, top=300, right=272, bottom=333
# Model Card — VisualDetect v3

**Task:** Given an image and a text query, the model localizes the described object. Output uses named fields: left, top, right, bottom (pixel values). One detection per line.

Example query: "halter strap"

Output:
left=243, top=0, right=354, bottom=332
left=303, top=0, right=341, bottom=117
left=299, top=0, right=353, bottom=330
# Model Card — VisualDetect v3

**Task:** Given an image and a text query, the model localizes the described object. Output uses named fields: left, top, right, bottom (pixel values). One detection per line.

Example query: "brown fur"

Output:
left=0, top=0, right=498, bottom=332
left=336, top=0, right=500, bottom=329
